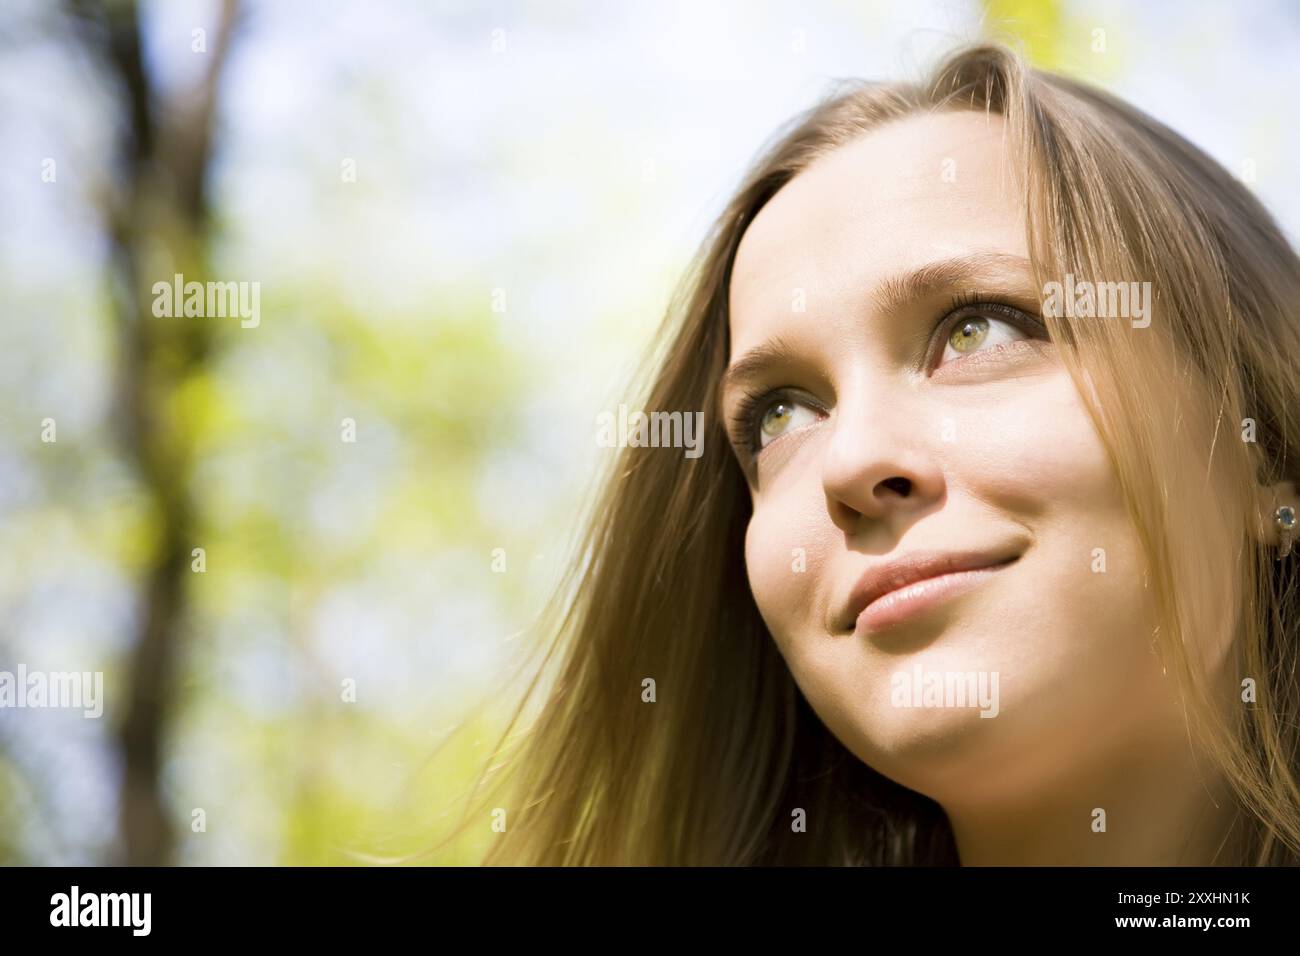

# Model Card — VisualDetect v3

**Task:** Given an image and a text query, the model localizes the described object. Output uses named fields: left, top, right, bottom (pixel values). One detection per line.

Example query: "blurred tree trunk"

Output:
left=66, top=0, right=240, bottom=865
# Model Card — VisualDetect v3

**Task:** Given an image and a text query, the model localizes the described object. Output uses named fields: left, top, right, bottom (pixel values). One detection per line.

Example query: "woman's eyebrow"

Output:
left=721, top=251, right=1036, bottom=406
left=873, top=251, right=1035, bottom=318
left=720, top=334, right=804, bottom=403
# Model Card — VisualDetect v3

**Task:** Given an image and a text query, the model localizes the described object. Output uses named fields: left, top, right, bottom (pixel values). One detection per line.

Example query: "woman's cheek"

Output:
left=949, top=372, right=1119, bottom=509
left=743, top=480, right=833, bottom=653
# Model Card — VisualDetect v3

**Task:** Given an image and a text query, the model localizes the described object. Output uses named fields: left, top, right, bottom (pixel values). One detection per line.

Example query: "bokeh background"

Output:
left=1, top=0, right=1298, bottom=865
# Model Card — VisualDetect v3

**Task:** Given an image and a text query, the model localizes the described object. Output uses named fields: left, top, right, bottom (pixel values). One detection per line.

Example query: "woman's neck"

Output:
left=940, top=719, right=1244, bottom=866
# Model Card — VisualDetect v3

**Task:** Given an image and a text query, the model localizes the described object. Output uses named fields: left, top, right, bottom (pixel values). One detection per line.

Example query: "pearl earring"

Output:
left=1276, top=505, right=1296, bottom=559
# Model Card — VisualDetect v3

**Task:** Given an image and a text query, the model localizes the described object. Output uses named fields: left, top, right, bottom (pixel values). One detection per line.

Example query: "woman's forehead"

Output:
left=727, top=111, right=1028, bottom=357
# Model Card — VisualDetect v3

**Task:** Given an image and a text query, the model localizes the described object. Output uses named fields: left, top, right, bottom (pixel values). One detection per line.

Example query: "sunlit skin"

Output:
left=722, top=111, right=1242, bottom=865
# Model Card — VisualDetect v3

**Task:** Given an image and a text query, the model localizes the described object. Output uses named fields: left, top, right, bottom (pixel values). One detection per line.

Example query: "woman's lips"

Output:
left=843, top=553, right=1020, bottom=635
left=855, top=560, right=1015, bottom=632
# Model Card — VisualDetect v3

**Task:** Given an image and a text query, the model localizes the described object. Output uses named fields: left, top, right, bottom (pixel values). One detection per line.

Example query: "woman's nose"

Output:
left=820, top=392, right=946, bottom=536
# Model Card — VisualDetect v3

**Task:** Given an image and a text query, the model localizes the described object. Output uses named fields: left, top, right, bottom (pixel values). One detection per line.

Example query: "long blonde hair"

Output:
left=451, top=42, right=1300, bottom=865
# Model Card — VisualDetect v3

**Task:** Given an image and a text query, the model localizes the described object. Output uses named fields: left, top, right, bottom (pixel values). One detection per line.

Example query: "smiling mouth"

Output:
left=837, top=549, right=1023, bottom=635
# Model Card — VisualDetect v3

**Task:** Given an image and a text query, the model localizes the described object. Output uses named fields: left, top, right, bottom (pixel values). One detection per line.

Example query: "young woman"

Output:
left=458, top=42, right=1300, bottom=865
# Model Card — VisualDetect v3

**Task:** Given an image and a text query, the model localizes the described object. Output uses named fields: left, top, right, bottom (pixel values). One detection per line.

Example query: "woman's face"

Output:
left=723, top=111, right=1181, bottom=803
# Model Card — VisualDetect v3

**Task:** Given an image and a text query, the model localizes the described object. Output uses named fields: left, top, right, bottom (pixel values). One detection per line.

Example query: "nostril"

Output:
left=880, top=476, right=912, bottom=497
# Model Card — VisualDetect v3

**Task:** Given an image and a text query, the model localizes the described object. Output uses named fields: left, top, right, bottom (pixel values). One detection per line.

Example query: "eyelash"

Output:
left=728, top=295, right=1046, bottom=457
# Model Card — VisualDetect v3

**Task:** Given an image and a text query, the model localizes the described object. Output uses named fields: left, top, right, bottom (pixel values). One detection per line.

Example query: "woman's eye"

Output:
left=757, top=396, right=818, bottom=448
left=938, top=313, right=1030, bottom=365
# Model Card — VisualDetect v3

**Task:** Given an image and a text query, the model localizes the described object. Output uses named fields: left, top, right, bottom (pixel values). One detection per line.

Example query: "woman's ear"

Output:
left=1253, top=479, right=1299, bottom=548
